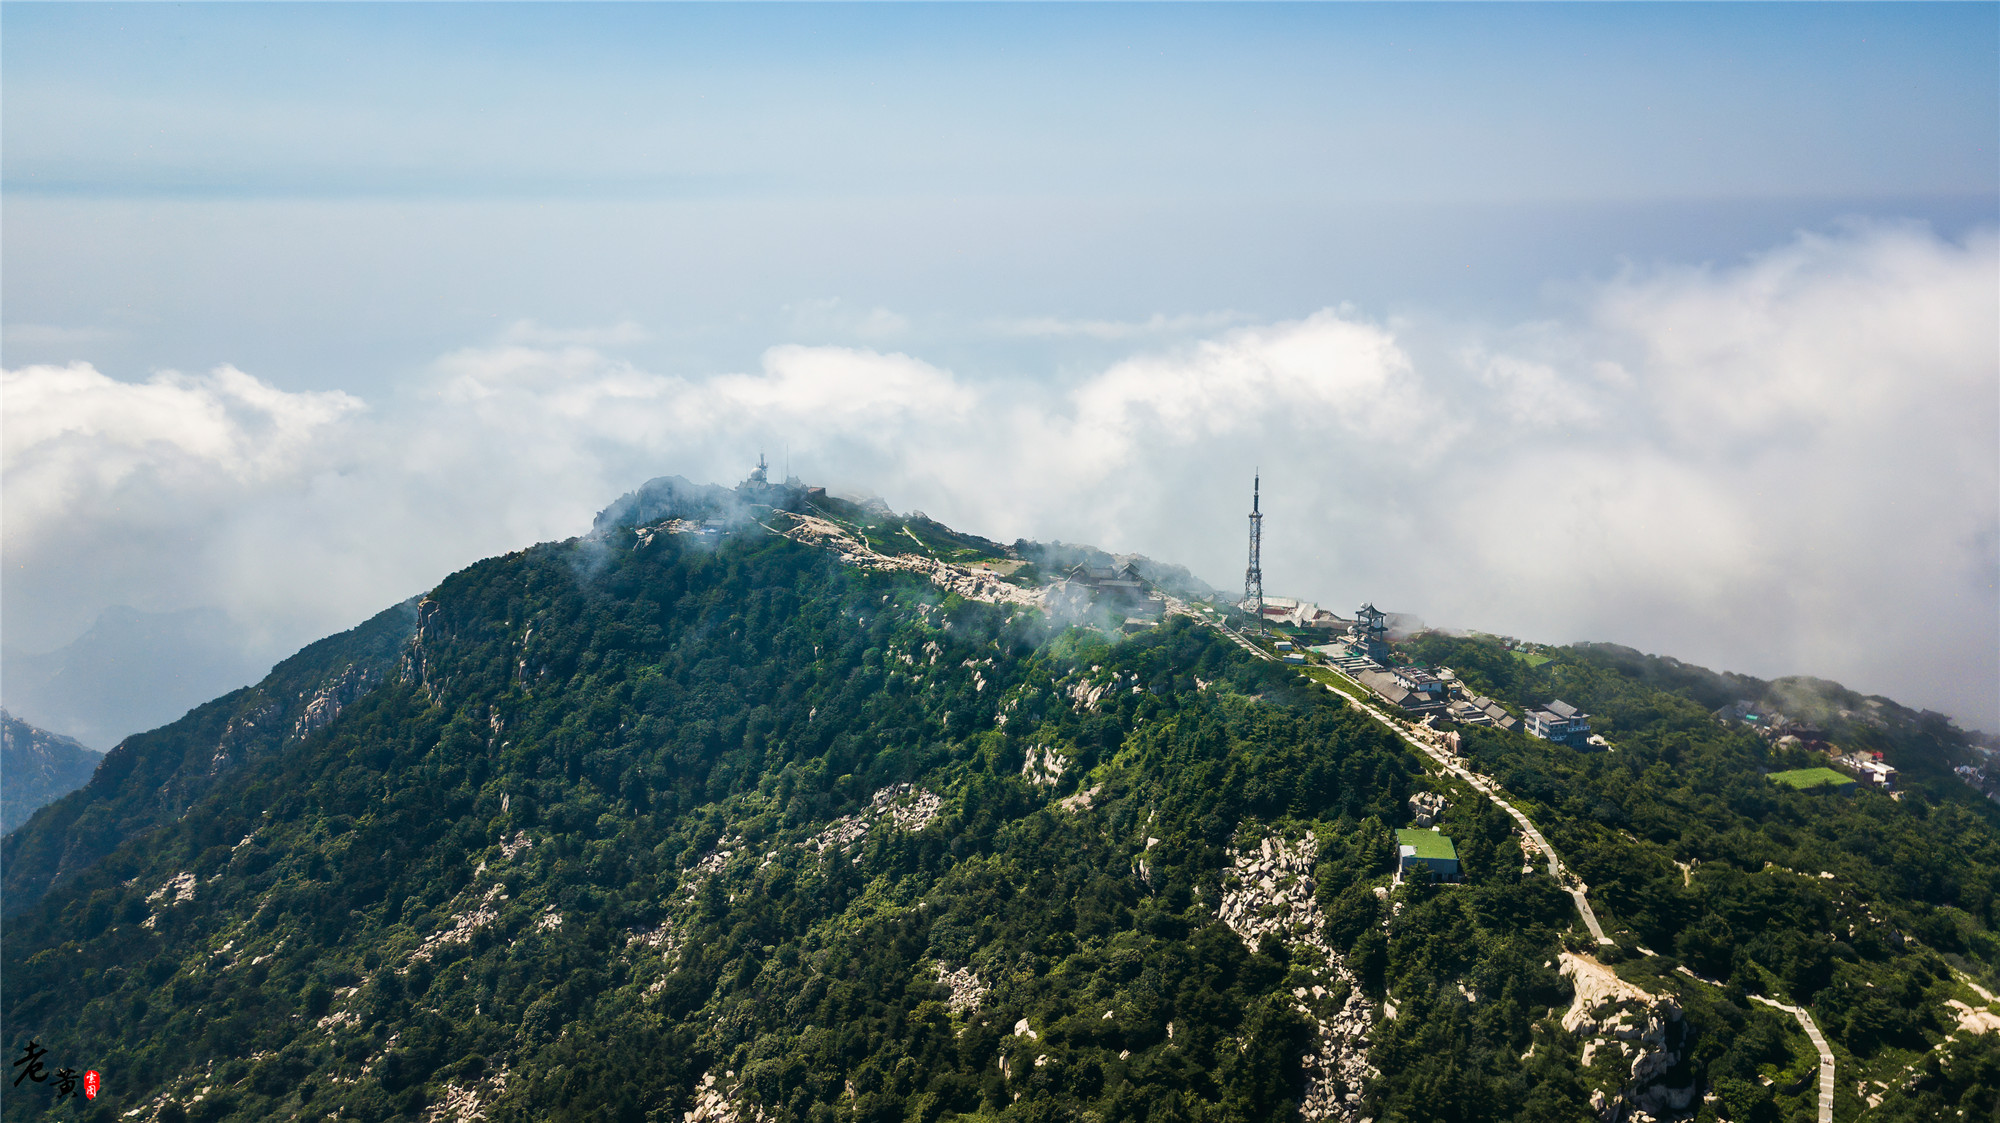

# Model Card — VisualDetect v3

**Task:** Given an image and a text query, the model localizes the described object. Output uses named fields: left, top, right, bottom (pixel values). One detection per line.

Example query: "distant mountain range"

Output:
left=1, top=709, right=102, bottom=835
left=1, top=605, right=278, bottom=751
left=3, top=473, right=1996, bottom=1123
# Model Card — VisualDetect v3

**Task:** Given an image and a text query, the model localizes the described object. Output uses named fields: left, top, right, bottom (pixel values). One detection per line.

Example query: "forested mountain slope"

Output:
left=4, top=485, right=1997, bottom=1123
left=1, top=602, right=418, bottom=914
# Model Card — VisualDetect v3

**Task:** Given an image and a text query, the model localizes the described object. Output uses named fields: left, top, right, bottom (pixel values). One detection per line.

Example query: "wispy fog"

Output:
left=4, top=223, right=1995, bottom=731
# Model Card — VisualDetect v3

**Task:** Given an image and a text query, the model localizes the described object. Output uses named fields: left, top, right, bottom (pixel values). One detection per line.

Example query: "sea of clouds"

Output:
left=6, top=222, right=1995, bottom=729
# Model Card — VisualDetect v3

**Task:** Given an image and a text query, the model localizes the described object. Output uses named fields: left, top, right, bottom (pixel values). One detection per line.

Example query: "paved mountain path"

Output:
left=1747, top=996, right=1836, bottom=1123
left=1220, top=623, right=1612, bottom=943
left=1220, top=620, right=1839, bottom=1117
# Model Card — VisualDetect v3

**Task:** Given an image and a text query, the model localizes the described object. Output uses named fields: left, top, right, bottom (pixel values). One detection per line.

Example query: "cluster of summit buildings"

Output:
left=1716, top=701, right=1900, bottom=791
left=1325, top=610, right=1586, bottom=744
left=1236, top=475, right=1591, bottom=746
left=1062, top=561, right=1165, bottom=631
left=1247, top=597, right=1597, bottom=747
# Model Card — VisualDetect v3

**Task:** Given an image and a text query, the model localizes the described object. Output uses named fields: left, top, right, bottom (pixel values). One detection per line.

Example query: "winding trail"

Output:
left=1338, top=675, right=1615, bottom=946
left=747, top=523, right=1843, bottom=1117
left=1224, top=620, right=1841, bottom=1119
left=1221, top=624, right=1612, bottom=943
left=1748, top=996, right=1836, bottom=1123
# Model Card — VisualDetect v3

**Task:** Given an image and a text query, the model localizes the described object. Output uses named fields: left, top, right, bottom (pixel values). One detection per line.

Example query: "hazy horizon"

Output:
left=5, top=3, right=1996, bottom=738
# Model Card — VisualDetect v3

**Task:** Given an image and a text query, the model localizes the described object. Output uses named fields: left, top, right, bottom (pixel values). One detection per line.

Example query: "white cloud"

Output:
left=1599, top=221, right=1997, bottom=451
left=1, top=362, right=360, bottom=476
left=707, top=345, right=975, bottom=431
left=1079, top=312, right=1432, bottom=442
left=1468, top=352, right=1600, bottom=427
left=1410, top=223, right=1998, bottom=727
left=4, top=223, right=1994, bottom=728
left=1, top=362, right=362, bottom=563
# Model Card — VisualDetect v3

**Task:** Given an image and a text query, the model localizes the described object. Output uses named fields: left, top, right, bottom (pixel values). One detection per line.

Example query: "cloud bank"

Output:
left=5, top=223, right=1994, bottom=729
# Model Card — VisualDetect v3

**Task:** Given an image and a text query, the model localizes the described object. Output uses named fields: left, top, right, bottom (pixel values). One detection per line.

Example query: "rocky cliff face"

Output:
left=1218, top=832, right=1377, bottom=1123
left=1560, top=953, right=1698, bottom=1122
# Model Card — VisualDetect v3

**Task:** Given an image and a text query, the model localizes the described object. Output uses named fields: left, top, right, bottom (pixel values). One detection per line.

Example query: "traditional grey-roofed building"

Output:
left=1358, top=669, right=1448, bottom=717
left=1068, top=562, right=1144, bottom=595
left=1067, top=562, right=1159, bottom=620
left=1525, top=699, right=1591, bottom=744
left=1483, top=701, right=1521, bottom=732
left=1446, top=698, right=1495, bottom=726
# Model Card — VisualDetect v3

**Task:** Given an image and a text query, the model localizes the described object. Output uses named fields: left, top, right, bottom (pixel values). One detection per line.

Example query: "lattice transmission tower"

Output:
left=1244, top=473, right=1265, bottom=636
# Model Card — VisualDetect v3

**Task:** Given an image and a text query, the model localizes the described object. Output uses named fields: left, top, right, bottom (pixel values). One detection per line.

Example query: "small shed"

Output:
left=1396, top=828, right=1460, bottom=882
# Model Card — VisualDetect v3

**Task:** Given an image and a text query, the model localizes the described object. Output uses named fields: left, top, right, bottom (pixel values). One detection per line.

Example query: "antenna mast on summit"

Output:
left=1245, top=472, right=1265, bottom=637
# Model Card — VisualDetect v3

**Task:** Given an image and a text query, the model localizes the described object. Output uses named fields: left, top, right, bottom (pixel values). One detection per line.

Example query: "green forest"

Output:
left=4, top=507, right=1998, bottom=1123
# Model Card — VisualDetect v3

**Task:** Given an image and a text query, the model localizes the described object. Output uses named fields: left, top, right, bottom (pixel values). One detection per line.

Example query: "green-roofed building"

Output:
left=1768, top=767, right=1857, bottom=794
left=1396, top=827, right=1460, bottom=882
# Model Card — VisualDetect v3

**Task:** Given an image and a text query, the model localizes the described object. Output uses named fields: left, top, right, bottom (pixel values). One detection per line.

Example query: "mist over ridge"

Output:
left=4, top=222, right=1995, bottom=735
left=5, top=9, right=1998, bottom=1118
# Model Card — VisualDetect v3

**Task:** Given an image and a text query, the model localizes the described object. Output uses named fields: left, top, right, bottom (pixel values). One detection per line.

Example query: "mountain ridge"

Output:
left=1, top=600, right=419, bottom=915
left=4, top=473, right=1996, bottom=1123
left=1, top=606, right=278, bottom=753
left=1, top=709, right=103, bottom=835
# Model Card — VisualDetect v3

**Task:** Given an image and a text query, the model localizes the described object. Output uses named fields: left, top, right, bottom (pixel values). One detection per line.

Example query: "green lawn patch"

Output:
left=1767, top=767, right=1856, bottom=793
left=1303, top=666, right=1363, bottom=700
left=1396, top=828, right=1459, bottom=861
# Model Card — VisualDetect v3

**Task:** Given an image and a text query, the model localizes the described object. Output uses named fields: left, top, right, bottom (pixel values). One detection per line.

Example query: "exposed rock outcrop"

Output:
left=141, top=870, right=198, bottom=927
left=291, top=662, right=377, bottom=741
left=411, top=884, right=507, bottom=964
left=685, top=1070, right=769, bottom=1123
left=1407, top=791, right=1448, bottom=828
left=423, top=1068, right=508, bottom=1123
left=935, top=963, right=988, bottom=1015
left=1066, top=677, right=1109, bottom=712
left=781, top=513, right=1046, bottom=610
left=801, top=785, right=945, bottom=861
left=1022, top=744, right=1068, bottom=787
left=872, top=783, right=942, bottom=831
left=1560, top=953, right=1696, bottom=1122
left=1218, top=832, right=1376, bottom=1123
left=209, top=700, right=279, bottom=776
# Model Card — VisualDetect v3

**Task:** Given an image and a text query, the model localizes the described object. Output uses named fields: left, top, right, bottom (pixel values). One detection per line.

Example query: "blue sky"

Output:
left=7, top=4, right=1995, bottom=201
left=5, top=3, right=1995, bottom=389
left=4, top=3, right=1997, bottom=737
